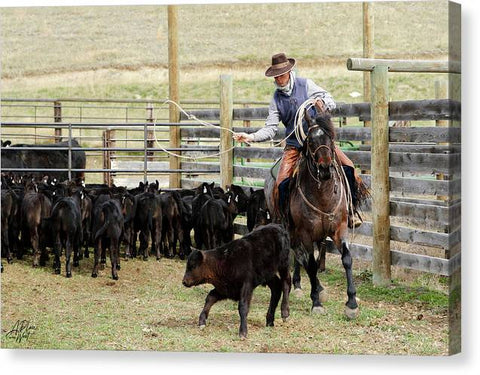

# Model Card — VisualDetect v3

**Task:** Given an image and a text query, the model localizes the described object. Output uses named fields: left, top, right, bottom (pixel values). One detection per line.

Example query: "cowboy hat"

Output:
left=265, top=53, right=296, bottom=77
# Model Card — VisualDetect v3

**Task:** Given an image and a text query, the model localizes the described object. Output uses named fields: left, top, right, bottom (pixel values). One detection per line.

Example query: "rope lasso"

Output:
left=149, top=100, right=236, bottom=161
left=293, top=98, right=317, bottom=147
left=150, top=98, right=316, bottom=160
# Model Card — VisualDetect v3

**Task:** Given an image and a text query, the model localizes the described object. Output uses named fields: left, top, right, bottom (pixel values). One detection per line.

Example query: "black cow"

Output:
left=2, top=177, right=24, bottom=259
left=51, top=180, right=93, bottom=259
left=1, top=139, right=86, bottom=181
left=253, top=208, right=272, bottom=229
left=195, top=194, right=237, bottom=250
left=90, top=194, right=112, bottom=266
left=119, top=192, right=136, bottom=259
left=226, top=184, right=249, bottom=214
left=47, top=193, right=83, bottom=277
left=246, top=188, right=267, bottom=232
left=133, top=191, right=162, bottom=260
left=191, top=183, right=215, bottom=249
left=159, top=191, right=186, bottom=259
left=91, top=199, right=124, bottom=280
left=179, top=193, right=194, bottom=258
left=182, top=223, right=291, bottom=339
left=21, top=180, right=52, bottom=266
left=1, top=186, right=19, bottom=264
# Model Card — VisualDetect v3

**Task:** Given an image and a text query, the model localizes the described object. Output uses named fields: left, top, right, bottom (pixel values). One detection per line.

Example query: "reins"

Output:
left=296, top=157, right=347, bottom=222
left=294, top=113, right=356, bottom=234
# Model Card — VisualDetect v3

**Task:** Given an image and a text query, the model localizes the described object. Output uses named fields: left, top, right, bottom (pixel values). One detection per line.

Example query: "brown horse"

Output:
left=265, top=112, right=359, bottom=319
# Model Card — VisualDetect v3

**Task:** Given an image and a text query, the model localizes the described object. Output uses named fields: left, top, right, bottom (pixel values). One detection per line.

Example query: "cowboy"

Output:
left=233, top=52, right=365, bottom=228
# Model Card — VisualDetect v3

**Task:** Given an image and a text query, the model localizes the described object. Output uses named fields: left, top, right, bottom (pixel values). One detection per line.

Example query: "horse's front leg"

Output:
left=292, top=259, right=303, bottom=296
left=334, top=236, right=359, bottom=319
left=306, top=252, right=326, bottom=314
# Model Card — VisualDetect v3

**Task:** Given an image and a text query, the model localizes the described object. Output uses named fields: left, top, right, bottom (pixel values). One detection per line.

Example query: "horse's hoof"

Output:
left=66, top=272, right=72, bottom=278
left=55, top=269, right=61, bottom=275
left=113, top=275, right=119, bottom=281
left=344, top=306, right=359, bottom=320
left=91, top=273, right=97, bottom=278
left=282, top=316, right=289, bottom=323
left=319, top=289, right=328, bottom=303
left=311, top=306, right=326, bottom=315
left=293, top=288, right=303, bottom=298
left=116, top=264, right=121, bottom=270
left=73, top=261, right=79, bottom=267
left=199, top=324, right=206, bottom=330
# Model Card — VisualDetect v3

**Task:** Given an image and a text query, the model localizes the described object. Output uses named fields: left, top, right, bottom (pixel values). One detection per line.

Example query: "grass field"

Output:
left=1, top=1, right=450, bottom=103
left=1, top=251, right=449, bottom=354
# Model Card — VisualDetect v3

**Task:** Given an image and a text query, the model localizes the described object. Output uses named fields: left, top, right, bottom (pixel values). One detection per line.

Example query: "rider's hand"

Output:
left=233, top=132, right=254, bottom=143
left=314, top=99, right=326, bottom=113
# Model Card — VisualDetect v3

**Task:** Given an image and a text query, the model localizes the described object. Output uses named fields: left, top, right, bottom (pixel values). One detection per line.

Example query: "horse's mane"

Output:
left=315, top=114, right=336, bottom=140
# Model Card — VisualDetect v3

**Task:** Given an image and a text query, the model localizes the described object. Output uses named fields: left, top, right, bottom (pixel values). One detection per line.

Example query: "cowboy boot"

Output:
left=348, top=210, right=363, bottom=229
left=278, top=178, right=291, bottom=222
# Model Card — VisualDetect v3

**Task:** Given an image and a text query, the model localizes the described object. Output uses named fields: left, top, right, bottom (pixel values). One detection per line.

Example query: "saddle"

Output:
left=269, top=158, right=282, bottom=181
left=269, top=157, right=300, bottom=182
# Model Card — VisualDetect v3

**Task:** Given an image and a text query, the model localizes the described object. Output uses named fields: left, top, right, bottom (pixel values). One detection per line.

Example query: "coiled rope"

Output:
left=152, top=99, right=315, bottom=160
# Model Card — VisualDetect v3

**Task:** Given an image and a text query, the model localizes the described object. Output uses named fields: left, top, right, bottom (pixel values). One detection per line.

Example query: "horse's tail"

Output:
left=354, top=177, right=370, bottom=209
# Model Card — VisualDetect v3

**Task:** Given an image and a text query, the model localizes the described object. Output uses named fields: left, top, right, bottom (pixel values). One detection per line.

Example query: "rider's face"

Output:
left=274, top=72, right=290, bottom=87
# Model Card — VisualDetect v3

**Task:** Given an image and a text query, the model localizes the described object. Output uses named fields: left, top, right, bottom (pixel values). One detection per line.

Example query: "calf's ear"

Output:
left=190, top=249, right=204, bottom=263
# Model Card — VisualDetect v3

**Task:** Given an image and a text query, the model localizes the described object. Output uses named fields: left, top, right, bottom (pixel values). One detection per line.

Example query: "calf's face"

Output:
left=182, top=250, right=206, bottom=287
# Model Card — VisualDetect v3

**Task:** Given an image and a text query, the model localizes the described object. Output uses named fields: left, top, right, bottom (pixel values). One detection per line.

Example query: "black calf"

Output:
left=182, top=223, right=291, bottom=339
left=91, top=199, right=124, bottom=280
left=47, top=196, right=83, bottom=277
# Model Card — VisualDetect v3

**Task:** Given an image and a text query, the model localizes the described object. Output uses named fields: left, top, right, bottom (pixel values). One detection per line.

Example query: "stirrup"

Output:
left=348, top=212, right=363, bottom=229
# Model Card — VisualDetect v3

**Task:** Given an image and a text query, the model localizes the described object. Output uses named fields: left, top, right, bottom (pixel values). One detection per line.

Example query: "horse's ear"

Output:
left=304, top=108, right=314, bottom=127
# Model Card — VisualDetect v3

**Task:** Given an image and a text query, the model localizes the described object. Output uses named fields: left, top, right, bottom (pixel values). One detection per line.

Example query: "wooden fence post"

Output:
left=103, top=129, right=112, bottom=186
left=168, top=5, right=181, bottom=188
left=435, top=80, right=449, bottom=202
left=361, top=2, right=374, bottom=175
left=220, top=75, right=233, bottom=190
left=371, top=64, right=391, bottom=286
left=363, top=2, right=374, bottom=106
left=146, top=103, right=155, bottom=161
left=54, top=101, right=62, bottom=142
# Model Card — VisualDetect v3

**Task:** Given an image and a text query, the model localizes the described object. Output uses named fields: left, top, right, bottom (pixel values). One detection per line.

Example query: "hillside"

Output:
left=0, top=1, right=451, bottom=102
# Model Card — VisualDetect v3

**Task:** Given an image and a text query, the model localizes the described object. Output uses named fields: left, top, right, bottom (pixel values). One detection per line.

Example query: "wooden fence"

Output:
left=176, top=66, right=460, bottom=281
left=0, top=61, right=461, bottom=281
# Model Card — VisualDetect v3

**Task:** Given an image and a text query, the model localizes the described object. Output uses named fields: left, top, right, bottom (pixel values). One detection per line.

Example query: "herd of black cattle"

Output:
left=1, top=141, right=294, bottom=338
left=0, top=174, right=271, bottom=279
left=2, top=174, right=298, bottom=338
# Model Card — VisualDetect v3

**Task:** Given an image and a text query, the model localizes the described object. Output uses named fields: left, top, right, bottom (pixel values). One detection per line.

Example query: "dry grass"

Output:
left=1, top=2, right=449, bottom=79
left=1, top=249, right=448, bottom=354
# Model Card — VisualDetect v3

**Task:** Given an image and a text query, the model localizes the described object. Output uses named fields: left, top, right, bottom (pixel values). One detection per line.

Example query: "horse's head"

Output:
left=304, top=110, right=336, bottom=178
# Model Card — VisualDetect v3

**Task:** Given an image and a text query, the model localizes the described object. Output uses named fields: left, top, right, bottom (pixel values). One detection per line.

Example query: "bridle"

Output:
left=295, top=124, right=347, bottom=221
left=305, top=125, right=334, bottom=160
left=304, top=125, right=336, bottom=185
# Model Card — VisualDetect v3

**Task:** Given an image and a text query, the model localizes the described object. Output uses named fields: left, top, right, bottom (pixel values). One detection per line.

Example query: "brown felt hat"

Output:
left=265, top=53, right=296, bottom=77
